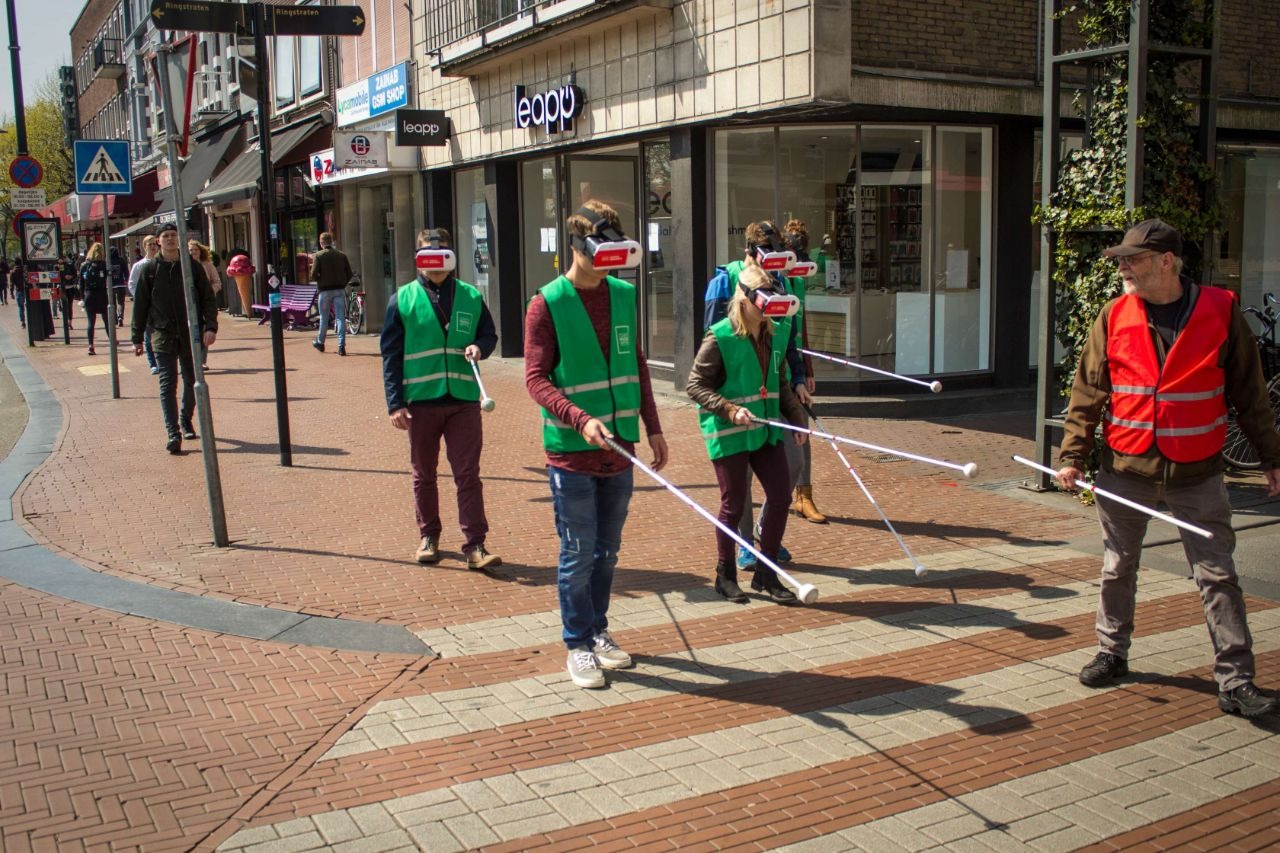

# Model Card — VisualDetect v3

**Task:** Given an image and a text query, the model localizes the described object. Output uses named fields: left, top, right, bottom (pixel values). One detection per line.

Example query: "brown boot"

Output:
left=792, top=486, right=828, bottom=523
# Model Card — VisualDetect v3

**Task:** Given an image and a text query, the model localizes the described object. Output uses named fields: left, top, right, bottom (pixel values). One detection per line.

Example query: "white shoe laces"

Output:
left=595, top=631, right=620, bottom=653
left=571, top=649, right=599, bottom=672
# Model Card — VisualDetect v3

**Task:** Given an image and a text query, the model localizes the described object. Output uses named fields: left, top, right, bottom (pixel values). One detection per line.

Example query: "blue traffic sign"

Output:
left=9, top=155, right=43, bottom=188
left=74, top=140, right=133, bottom=196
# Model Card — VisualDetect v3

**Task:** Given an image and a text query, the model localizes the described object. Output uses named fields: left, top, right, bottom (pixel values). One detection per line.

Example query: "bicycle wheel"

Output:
left=1222, top=375, right=1280, bottom=470
left=346, top=297, right=363, bottom=336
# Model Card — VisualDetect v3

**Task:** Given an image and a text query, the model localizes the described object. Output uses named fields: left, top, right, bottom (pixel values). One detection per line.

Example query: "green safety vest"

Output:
left=786, top=274, right=806, bottom=342
left=540, top=275, right=641, bottom=451
left=698, top=317, right=785, bottom=460
left=724, top=259, right=800, bottom=382
left=399, top=277, right=483, bottom=403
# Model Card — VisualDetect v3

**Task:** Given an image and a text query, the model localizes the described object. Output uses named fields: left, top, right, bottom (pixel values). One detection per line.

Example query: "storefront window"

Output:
left=931, top=127, right=991, bottom=373
left=453, top=167, right=492, bottom=301
left=644, top=141, right=674, bottom=363
left=1216, top=146, right=1280, bottom=316
left=714, top=128, right=776, bottom=265
left=521, top=158, right=559, bottom=303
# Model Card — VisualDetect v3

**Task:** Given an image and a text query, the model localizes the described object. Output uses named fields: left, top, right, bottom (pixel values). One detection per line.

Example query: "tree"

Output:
left=1, top=72, right=76, bottom=258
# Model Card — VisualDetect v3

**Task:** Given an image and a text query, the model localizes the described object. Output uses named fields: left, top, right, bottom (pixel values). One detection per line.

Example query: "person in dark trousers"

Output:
left=79, top=243, right=110, bottom=355
left=381, top=228, right=502, bottom=570
left=524, top=199, right=668, bottom=690
left=109, top=246, right=128, bottom=326
left=0, top=258, right=9, bottom=305
left=687, top=262, right=807, bottom=605
left=130, top=223, right=218, bottom=454
left=10, top=261, right=26, bottom=328
left=1057, top=219, right=1280, bottom=719
left=311, top=232, right=354, bottom=355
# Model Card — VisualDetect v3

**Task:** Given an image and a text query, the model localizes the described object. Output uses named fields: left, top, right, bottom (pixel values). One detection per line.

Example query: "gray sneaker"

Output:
left=593, top=630, right=632, bottom=670
left=567, top=648, right=605, bottom=688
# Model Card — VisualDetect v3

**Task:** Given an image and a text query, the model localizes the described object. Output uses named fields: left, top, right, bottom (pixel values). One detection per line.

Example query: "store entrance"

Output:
left=563, top=154, right=641, bottom=290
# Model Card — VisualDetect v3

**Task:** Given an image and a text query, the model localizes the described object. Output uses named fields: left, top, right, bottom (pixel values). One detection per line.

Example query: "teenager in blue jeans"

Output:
left=524, top=200, right=668, bottom=689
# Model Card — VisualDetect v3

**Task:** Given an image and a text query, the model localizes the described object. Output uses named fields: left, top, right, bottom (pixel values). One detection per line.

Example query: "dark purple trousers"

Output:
left=710, top=440, right=791, bottom=566
left=407, top=401, right=489, bottom=551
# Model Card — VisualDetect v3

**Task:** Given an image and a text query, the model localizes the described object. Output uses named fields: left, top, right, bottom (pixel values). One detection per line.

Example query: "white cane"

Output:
left=750, top=416, right=978, bottom=479
left=802, top=349, right=942, bottom=393
left=466, top=354, right=495, bottom=412
left=805, top=405, right=928, bottom=577
left=1012, top=456, right=1213, bottom=540
left=602, top=436, right=819, bottom=605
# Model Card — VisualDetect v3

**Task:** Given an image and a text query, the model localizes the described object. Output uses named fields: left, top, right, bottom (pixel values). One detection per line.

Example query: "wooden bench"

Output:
left=252, top=284, right=318, bottom=330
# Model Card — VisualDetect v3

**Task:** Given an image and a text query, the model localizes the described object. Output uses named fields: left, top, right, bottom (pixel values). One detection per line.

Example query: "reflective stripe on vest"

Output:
left=399, top=278, right=483, bottom=403
left=1103, top=287, right=1234, bottom=463
left=540, top=275, right=641, bottom=452
left=698, top=317, right=786, bottom=460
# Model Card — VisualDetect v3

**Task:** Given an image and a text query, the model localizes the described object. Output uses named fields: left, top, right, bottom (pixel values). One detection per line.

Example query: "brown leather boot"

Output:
left=792, top=486, right=828, bottom=523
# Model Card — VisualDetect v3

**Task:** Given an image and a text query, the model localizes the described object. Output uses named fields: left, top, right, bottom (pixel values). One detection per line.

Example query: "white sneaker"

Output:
left=593, top=630, right=632, bottom=670
left=567, top=648, right=605, bottom=689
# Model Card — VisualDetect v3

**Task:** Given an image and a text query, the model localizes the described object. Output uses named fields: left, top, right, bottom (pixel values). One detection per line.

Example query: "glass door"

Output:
left=563, top=153, right=643, bottom=332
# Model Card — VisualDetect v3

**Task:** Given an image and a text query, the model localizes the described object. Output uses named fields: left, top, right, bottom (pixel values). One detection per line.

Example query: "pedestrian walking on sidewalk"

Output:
left=311, top=232, right=353, bottom=355
left=381, top=227, right=501, bottom=571
left=129, top=237, right=160, bottom=373
left=782, top=219, right=827, bottom=524
left=10, top=262, right=26, bottom=328
left=131, top=223, right=218, bottom=454
left=109, top=247, right=128, bottom=327
left=525, top=199, right=668, bottom=689
left=79, top=243, right=110, bottom=355
left=1057, top=219, right=1280, bottom=719
left=703, top=221, right=813, bottom=571
left=0, top=258, right=8, bottom=306
left=688, top=262, right=807, bottom=605
left=188, top=240, right=220, bottom=369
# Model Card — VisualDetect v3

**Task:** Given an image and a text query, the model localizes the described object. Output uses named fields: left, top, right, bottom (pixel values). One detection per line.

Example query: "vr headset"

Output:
left=415, top=229, right=456, bottom=274
left=739, top=280, right=799, bottom=318
left=747, top=222, right=797, bottom=273
left=571, top=207, right=642, bottom=271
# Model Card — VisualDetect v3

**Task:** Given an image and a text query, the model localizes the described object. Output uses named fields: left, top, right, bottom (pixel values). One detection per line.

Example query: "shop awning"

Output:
left=196, top=118, right=326, bottom=206
left=154, top=121, right=245, bottom=217
left=111, top=218, right=159, bottom=239
left=82, top=167, right=161, bottom=220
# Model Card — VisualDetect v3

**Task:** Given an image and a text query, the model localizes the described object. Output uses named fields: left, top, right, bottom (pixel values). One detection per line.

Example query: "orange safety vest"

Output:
left=1103, top=286, right=1234, bottom=462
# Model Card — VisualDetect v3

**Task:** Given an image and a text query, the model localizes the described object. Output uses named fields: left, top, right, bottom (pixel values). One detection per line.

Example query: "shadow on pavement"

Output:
left=824, top=514, right=1064, bottom=547
left=214, top=438, right=347, bottom=456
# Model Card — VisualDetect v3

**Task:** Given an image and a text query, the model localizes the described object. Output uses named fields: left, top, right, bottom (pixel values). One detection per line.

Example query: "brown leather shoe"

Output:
left=792, top=486, right=828, bottom=523
left=415, top=536, right=440, bottom=564
left=466, top=545, right=502, bottom=571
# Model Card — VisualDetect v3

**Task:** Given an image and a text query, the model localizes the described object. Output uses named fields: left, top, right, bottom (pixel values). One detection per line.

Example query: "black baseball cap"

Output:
left=1103, top=219, right=1182, bottom=258
left=155, top=222, right=178, bottom=236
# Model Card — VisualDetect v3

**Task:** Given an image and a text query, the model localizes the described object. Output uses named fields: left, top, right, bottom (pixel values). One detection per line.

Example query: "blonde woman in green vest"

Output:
left=380, top=228, right=501, bottom=570
left=687, top=263, right=807, bottom=605
left=525, top=200, right=668, bottom=689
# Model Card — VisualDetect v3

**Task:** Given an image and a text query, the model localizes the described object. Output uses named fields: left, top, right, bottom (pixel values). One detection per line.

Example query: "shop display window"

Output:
left=453, top=167, right=492, bottom=301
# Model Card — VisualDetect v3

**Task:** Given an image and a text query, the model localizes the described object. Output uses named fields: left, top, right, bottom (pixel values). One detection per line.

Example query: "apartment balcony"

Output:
left=93, top=37, right=126, bottom=80
left=426, top=0, right=672, bottom=76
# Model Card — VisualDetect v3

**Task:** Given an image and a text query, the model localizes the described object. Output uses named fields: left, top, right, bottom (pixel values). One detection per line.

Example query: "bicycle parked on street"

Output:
left=346, top=275, right=365, bottom=336
left=1222, top=292, right=1280, bottom=470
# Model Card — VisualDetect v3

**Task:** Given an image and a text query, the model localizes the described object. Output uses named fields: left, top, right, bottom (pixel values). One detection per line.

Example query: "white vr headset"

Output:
left=572, top=206, right=642, bottom=271
left=749, top=223, right=797, bottom=273
left=788, top=260, right=818, bottom=277
left=740, top=281, right=800, bottom=318
left=415, top=230, right=456, bottom=273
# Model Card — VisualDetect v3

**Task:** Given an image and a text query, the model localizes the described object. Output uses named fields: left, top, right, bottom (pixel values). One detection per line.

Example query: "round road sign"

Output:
left=12, top=210, right=40, bottom=238
left=9, top=155, right=44, bottom=188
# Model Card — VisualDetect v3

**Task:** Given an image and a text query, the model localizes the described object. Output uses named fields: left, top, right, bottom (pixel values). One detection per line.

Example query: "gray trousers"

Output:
left=1094, top=468, right=1254, bottom=691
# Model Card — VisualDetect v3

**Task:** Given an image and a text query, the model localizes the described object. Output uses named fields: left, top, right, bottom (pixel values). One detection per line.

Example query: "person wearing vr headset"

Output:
left=380, top=228, right=501, bottom=571
left=782, top=219, right=827, bottom=524
left=687, top=263, right=808, bottom=604
left=703, top=221, right=814, bottom=571
left=524, top=200, right=668, bottom=690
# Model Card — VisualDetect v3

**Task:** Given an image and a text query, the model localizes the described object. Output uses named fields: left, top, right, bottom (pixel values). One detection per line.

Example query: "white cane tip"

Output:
left=796, top=584, right=819, bottom=605
left=913, top=564, right=928, bottom=577
left=481, top=398, right=495, bottom=412
left=962, top=462, right=978, bottom=479
left=929, top=381, right=943, bottom=393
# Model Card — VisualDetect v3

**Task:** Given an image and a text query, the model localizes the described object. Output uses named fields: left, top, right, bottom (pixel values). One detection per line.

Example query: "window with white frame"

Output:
left=273, top=36, right=295, bottom=108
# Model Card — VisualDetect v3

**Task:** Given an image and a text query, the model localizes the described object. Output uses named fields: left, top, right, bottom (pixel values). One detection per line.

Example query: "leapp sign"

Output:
left=395, top=109, right=451, bottom=147
left=514, top=83, right=584, bottom=135
left=336, top=62, right=411, bottom=126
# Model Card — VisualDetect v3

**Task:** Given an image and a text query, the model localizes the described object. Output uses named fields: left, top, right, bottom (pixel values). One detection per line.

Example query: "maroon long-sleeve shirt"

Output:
left=524, top=280, right=663, bottom=476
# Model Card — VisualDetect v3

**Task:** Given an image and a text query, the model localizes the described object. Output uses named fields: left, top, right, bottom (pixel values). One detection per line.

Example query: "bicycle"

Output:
left=1222, top=292, right=1279, bottom=470
left=346, top=276, right=365, bottom=336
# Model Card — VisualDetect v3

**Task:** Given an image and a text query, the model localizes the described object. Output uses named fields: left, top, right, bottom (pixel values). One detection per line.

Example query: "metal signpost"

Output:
left=154, top=48, right=229, bottom=547
left=74, top=139, right=133, bottom=399
left=148, top=0, right=365, bottom=468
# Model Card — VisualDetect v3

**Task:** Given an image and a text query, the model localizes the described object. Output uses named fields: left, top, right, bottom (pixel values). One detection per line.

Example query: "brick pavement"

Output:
left=1, top=305, right=1278, bottom=851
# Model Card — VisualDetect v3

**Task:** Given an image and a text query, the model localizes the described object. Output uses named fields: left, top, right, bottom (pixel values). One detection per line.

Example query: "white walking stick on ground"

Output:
left=467, top=355, right=495, bottom=412
left=802, top=348, right=942, bottom=393
left=602, top=436, right=819, bottom=604
left=750, top=416, right=978, bottom=479
left=805, top=406, right=928, bottom=577
left=1012, top=455, right=1213, bottom=540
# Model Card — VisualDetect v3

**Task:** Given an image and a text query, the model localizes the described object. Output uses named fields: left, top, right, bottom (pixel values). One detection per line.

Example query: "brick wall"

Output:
left=1220, top=2, right=1280, bottom=100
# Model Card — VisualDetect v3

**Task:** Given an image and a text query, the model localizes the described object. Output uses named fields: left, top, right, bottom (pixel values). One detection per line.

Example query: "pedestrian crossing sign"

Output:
left=74, top=140, right=133, bottom=196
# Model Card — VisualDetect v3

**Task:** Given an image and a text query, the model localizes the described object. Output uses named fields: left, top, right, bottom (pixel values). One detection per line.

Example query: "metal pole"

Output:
left=5, top=0, right=28, bottom=153
left=254, top=1, right=292, bottom=467
left=103, top=194, right=120, bottom=399
left=157, top=41, right=229, bottom=547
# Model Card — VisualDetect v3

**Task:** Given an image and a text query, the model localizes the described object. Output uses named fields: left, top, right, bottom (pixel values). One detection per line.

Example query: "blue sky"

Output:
left=1, top=0, right=80, bottom=121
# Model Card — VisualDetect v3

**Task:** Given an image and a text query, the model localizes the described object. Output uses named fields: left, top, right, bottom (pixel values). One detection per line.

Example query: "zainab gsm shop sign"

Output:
left=337, top=62, right=410, bottom=126
left=514, top=83, right=584, bottom=135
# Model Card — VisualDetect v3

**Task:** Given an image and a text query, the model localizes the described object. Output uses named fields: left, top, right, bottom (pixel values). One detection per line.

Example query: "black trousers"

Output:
left=155, top=348, right=196, bottom=437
